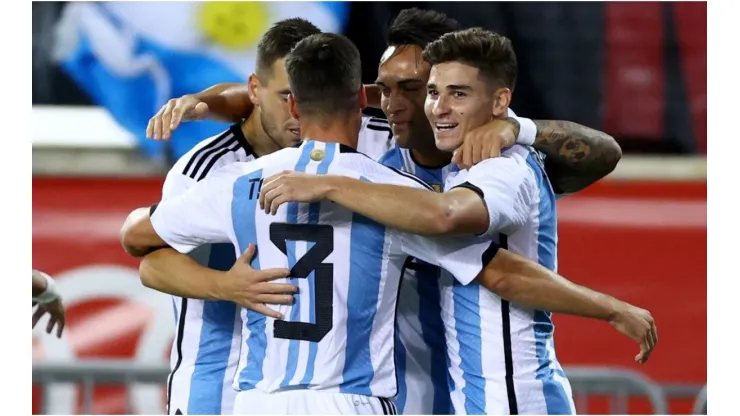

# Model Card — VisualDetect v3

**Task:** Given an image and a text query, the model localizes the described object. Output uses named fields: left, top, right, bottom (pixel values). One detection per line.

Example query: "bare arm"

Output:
left=475, top=249, right=656, bottom=363
left=32, top=269, right=48, bottom=297
left=529, top=119, right=622, bottom=194
left=260, top=174, right=489, bottom=236
left=191, top=83, right=254, bottom=123
left=139, top=249, right=223, bottom=299
left=476, top=250, right=620, bottom=320
left=120, top=207, right=169, bottom=257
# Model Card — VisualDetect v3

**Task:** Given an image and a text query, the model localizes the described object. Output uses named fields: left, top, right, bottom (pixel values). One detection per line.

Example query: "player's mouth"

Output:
left=391, top=121, right=410, bottom=131
left=434, top=122, right=459, bottom=137
left=289, top=128, right=301, bottom=138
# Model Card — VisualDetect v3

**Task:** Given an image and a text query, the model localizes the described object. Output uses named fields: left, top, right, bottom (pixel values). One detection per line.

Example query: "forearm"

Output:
left=139, top=249, right=222, bottom=300
left=325, top=177, right=453, bottom=235
left=193, top=83, right=253, bottom=123
left=531, top=120, right=622, bottom=194
left=120, top=208, right=170, bottom=257
left=32, top=270, right=48, bottom=297
left=479, top=250, right=621, bottom=321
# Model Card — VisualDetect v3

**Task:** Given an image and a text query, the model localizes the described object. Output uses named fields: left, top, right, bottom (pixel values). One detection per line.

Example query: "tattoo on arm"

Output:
left=532, top=120, right=622, bottom=194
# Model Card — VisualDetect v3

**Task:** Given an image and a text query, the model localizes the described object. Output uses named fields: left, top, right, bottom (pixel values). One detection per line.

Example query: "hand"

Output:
left=146, top=95, right=210, bottom=140
left=259, top=171, right=335, bottom=215
left=452, top=118, right=518, bottom=169
left=608, top=303, right=657, bottom=364
left=32, top=298, right=66, bottom=338
left=215, top=244, right=295, bottom=319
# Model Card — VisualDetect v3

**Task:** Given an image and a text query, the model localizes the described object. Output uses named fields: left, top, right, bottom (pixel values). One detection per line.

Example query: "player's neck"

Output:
left=410, top=141, right=452, bottom=169
left=241, top=110, right=282, bottom=157
left=300, top=116, right=360, bottom=150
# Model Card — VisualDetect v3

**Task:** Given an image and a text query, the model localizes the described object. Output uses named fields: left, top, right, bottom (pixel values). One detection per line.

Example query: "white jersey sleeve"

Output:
left=151, top=165, right=242, bottom=253
left=451, top=149, right=537, bottom=236
left=396, top=231, right=492, bottom=286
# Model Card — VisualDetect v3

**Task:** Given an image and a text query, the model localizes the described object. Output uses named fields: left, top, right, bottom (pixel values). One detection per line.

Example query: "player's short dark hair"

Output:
left=285, top=33, right=362, bottom=118
left=386, top=8, right=459, bottom=49
left=423, top=28, right=518, bottom=91
left=256, top=18, right=321, bottom=79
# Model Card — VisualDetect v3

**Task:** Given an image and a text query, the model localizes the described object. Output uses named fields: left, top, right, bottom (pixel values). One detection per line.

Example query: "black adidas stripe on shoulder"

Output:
left=367, top=117, right=391, bottom=132
left=387, top=166, right=435, bottom=191
left=182, top=130, right=235, bottom=179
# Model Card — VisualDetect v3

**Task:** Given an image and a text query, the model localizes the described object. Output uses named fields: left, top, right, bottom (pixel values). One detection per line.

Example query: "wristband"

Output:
left=33, top=272, right=59, bottom=304
left=514, top=116, right=537, bottom=147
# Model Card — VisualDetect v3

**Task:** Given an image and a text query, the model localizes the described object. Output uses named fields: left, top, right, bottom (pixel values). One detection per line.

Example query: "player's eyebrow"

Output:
left=374, top=78, right=425, bottom=87
left=447, top=84, right=472, bottom=92
left=277, top=88, right=291, bottom=95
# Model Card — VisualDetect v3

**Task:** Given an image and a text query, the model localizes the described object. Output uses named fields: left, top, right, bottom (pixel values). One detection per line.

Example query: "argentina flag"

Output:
left=53, top=1, right=349, bottom=161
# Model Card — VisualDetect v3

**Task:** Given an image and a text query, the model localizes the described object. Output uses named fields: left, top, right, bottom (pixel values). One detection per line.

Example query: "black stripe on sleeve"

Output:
left=387, top=167, right=435, bottom=191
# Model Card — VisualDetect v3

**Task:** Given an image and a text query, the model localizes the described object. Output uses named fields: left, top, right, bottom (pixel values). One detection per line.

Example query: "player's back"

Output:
left=210, top=140, right=484, bottom=404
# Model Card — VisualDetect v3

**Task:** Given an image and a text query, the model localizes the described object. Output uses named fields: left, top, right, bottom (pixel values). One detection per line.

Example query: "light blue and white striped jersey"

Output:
left=378, top=146, right=458, bottom=415
left=442, top=144, right=575, bottom=415
left=151, top=140, right=495, bottom=400
left=160, top=117, right=394, bottom=414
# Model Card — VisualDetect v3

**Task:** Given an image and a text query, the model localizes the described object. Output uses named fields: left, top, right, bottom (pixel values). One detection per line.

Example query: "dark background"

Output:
left=32, top=1, right=707, bottom=154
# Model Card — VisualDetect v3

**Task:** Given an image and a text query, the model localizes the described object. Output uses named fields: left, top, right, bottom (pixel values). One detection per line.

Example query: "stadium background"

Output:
left=31, top=1, right=707, bottom=415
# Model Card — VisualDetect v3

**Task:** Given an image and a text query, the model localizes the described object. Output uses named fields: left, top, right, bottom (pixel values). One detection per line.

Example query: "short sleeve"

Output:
left=452, top=157, right=535, bottom=236
left=161, top=167, right=198, bottom=200
left=150, top=167, right=235, bottom=253
left=397, top=231, right=497, bottom=285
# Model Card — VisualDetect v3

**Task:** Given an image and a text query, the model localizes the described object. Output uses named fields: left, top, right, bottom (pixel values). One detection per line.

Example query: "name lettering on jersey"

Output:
left=248, top=178, right=263, bottom=200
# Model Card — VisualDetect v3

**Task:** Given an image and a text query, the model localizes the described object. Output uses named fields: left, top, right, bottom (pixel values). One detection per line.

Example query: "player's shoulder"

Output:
left=358, top=115, right=395, bottom=161
left=169, top=124, right=253, bottom=182
left=363, top=158, right=434, bottom=191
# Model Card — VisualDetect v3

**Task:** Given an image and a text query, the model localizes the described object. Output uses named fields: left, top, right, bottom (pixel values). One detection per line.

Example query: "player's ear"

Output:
left=288, top=94, right=300, bottom=120
left=247, top=74, right=261, bottom=105
left=358, top=85, right=368, bottom=111
left=491, top=87, right=512, bottom=118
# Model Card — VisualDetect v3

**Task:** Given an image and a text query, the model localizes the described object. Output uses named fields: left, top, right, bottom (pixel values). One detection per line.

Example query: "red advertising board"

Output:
left=32, top=177, right=706, bottom=414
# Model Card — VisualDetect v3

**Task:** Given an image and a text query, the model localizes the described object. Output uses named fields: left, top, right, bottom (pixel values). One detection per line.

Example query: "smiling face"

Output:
left=424, top=61, right=498, bottom=152
left=375, top=45, right=435, bottom=149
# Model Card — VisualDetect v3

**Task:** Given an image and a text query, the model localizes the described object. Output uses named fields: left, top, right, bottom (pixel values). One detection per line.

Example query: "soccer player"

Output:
left=125, top=18, right=397, bottom=415
left=121, top=32, right=610, bottom=415
left=144, top=11, right=622, bottom=415
left=32, top=269, right=65, bottom=337
left=258, top=28, right=657, bottom=415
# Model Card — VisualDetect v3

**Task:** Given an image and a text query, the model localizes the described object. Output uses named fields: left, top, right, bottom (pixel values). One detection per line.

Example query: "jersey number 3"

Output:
left=270, top=223, right=333, bottom=342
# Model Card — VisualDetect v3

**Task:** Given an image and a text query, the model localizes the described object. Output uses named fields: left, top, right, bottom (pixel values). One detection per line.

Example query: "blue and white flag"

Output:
left=53, top=1, right=349, bottom=160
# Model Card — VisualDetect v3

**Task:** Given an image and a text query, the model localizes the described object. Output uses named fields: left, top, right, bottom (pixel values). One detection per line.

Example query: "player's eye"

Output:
left=427, top=89, right=439, bottom=97
left=279, top=93, right=290, bottom=102
left=452, top=91, right=467, bottom=98
left=379, top=87, right=391, bottom=97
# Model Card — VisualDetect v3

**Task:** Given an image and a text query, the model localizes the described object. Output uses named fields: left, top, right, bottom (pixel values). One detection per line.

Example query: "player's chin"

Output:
left=433, top=134, right=461, bottom=153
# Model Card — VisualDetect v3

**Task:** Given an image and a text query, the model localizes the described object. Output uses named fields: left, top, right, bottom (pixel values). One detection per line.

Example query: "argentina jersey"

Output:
left=162, top=124, right=255, bottom=415
left=378, top=146, right=459, bottom=415
left=441, top=145, right=575, bottom=415
left=150, top=140, right=494, bottom=414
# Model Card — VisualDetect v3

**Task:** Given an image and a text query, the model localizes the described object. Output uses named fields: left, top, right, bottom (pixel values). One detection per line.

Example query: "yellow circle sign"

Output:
left=198, top=2, right=269, bottom=50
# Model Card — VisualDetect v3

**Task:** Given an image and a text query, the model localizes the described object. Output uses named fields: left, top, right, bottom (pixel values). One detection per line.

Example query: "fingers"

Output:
left=484, top=138, right=503, bottom=160
left=461, top=138, right=474, bottom=169
left=160, top=100, right=177, bottom=140
left=270, top=194, right=290, bottom=216
left=238, top=244, right=256, bottom=265
left=258, top=268, right=292, bottom=282
left=46, top=316, right=56, bottom=334
left=470, top=136, right=483, bottom=166
left=32, top=307, right=45, bottom=328
left=256, top=294, right=295, bottom=305
left=56, top=317, right=65, bottom=338
left=148, top=105, right=166, bottom=139
left=259, top=172, right=289, bottom=211
left=248, top=303, right=283, bottom=320
left=257, top=282, right=298, bottom=294
left=451, top=150, right=462, bottom=166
